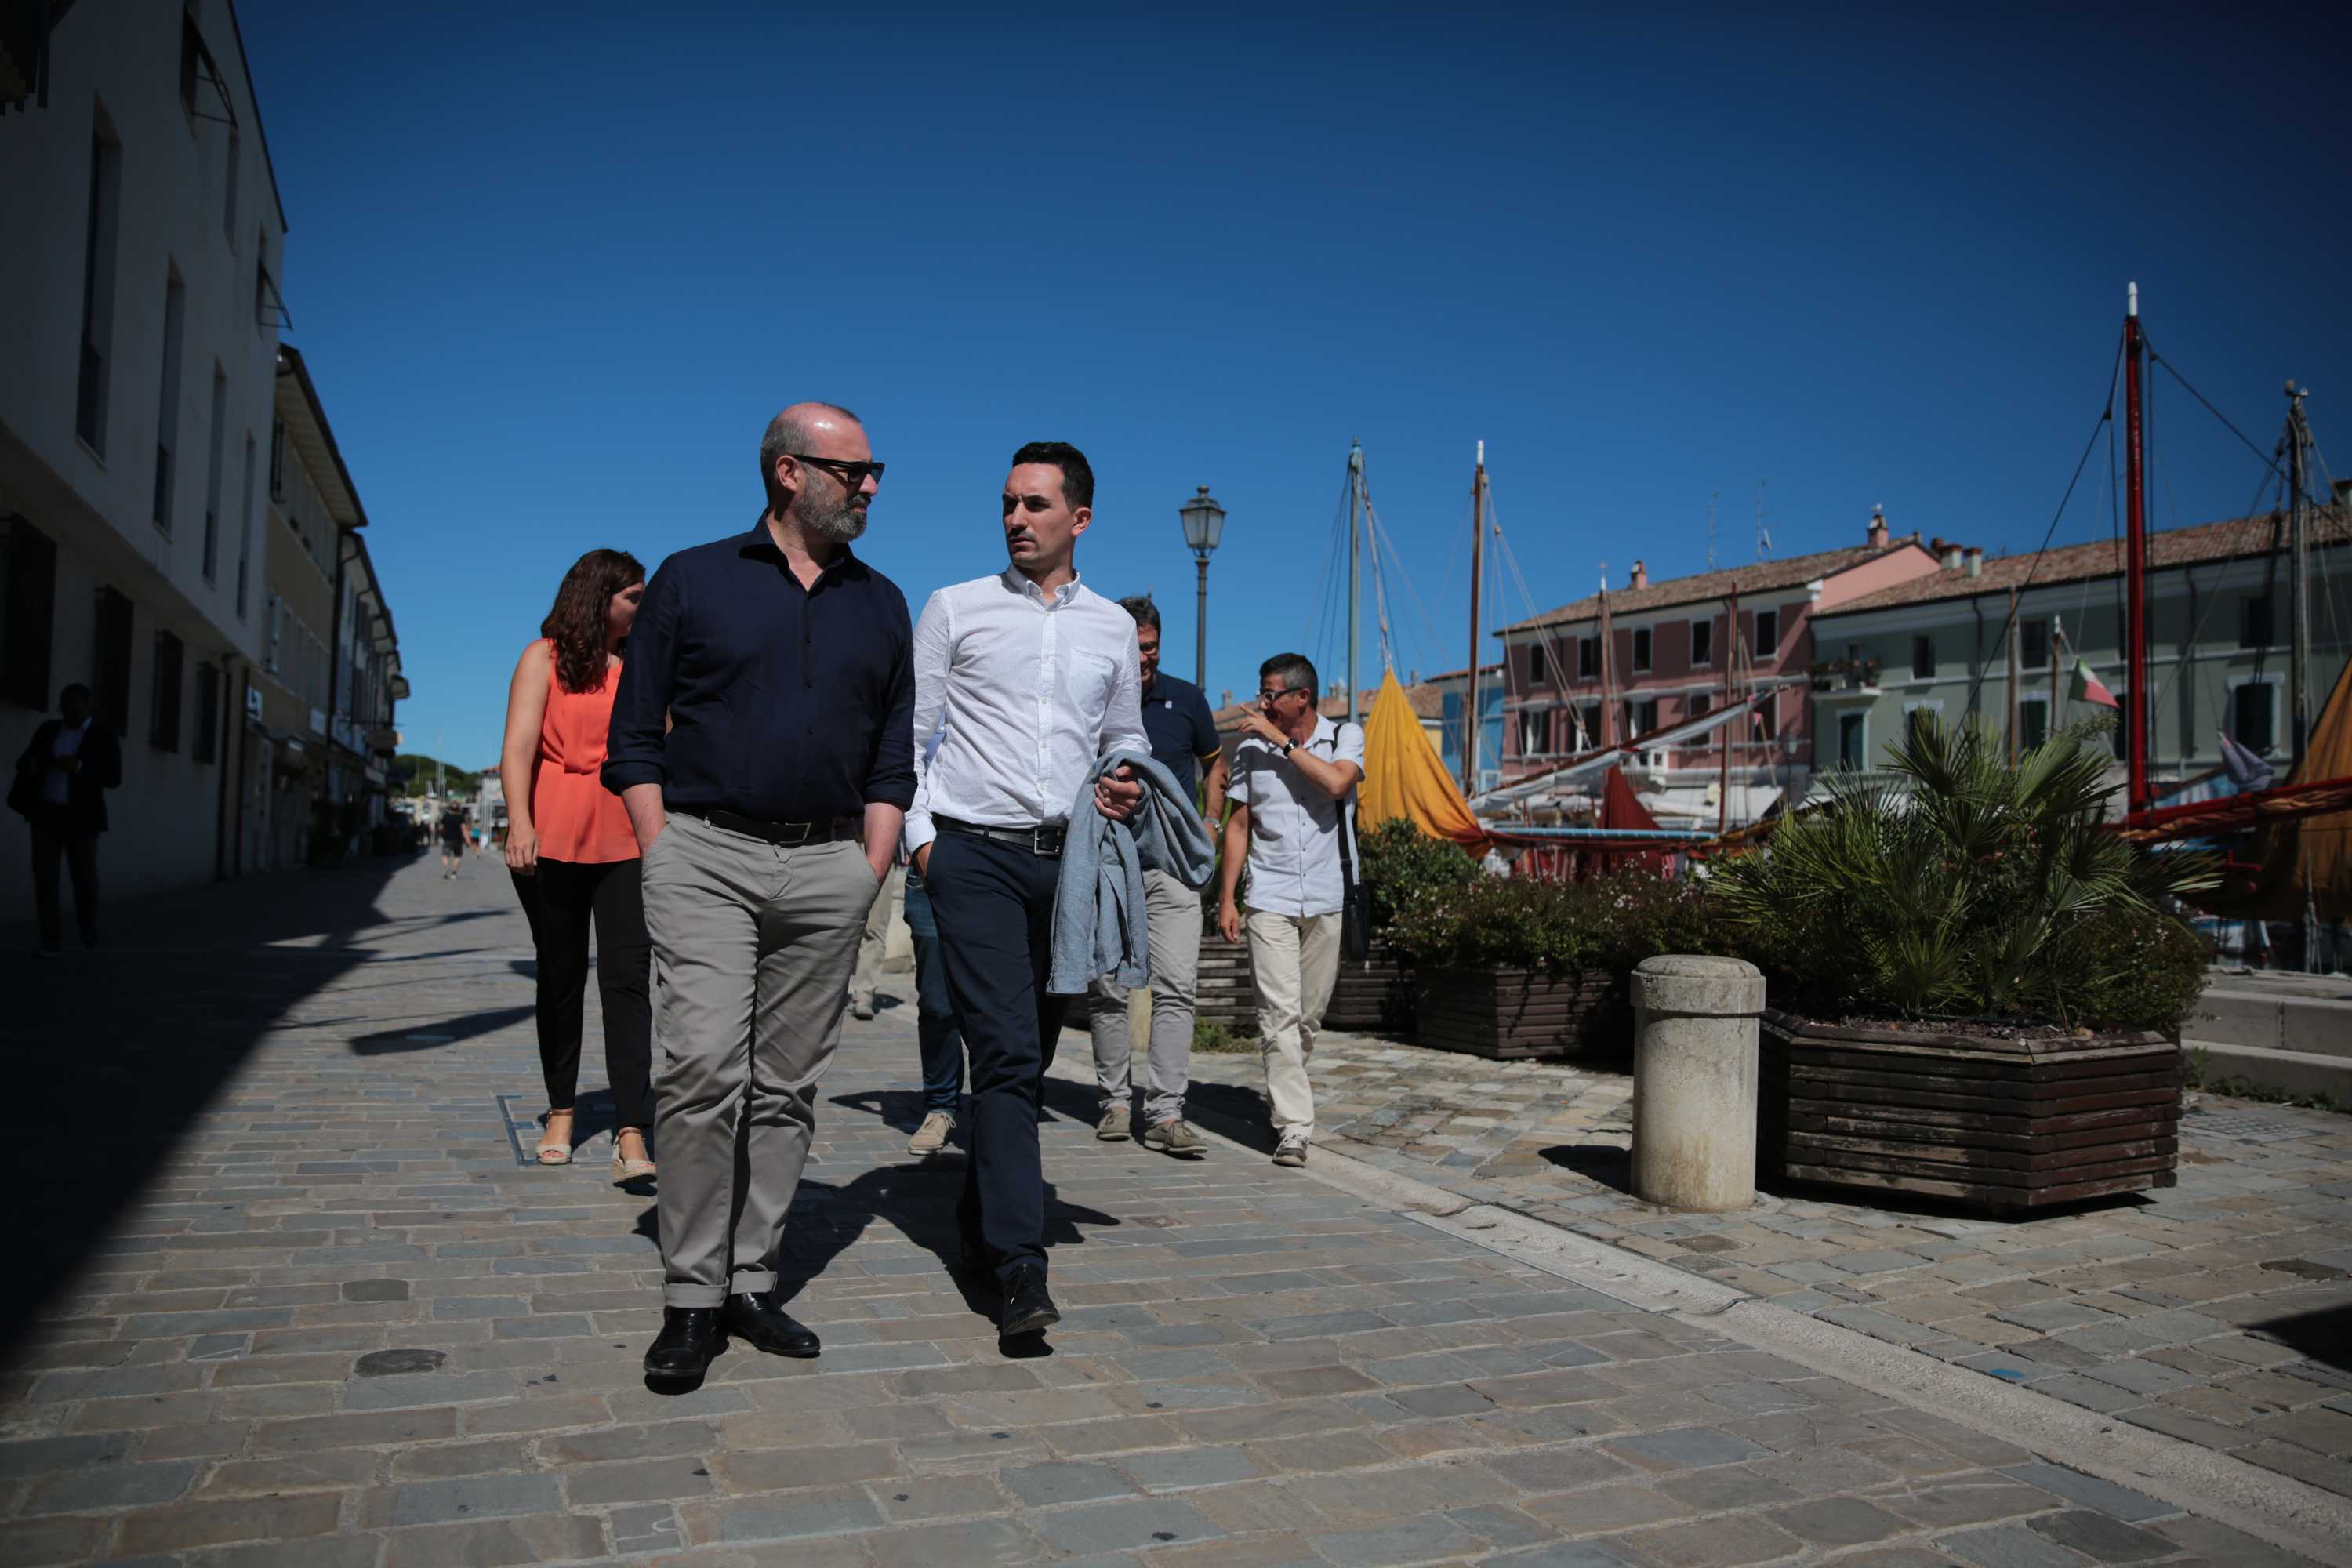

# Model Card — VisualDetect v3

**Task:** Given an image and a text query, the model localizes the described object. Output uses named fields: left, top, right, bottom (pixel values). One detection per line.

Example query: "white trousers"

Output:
left=1244, top=907, right=1341, bottom=1136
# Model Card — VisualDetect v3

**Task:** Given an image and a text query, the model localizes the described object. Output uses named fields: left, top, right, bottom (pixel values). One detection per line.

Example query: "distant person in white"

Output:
left=1216, top=652, right=1364, bottom=1168
left=905, top=440, right=1145, bottom=1339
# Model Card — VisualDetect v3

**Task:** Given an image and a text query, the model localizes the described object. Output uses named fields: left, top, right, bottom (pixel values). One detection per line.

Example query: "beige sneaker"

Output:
left=1142, top=1119, right=1207, bottom=1159
left=1272, top=1130, right=1310, bottom=1167
left=907, top=1111, right=956, bottom=1156
left=1095, top=1105, right=1131, bottom=1142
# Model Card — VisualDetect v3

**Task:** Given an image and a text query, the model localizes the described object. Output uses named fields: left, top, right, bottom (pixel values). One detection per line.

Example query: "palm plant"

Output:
left=1714, top=713, right=2215, bottom=1029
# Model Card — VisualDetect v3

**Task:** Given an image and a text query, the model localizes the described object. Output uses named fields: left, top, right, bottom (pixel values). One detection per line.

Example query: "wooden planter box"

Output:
left=1759, top=1009, right=2180, bottom=1213
left=1323, top=940, right=1414, bottom=1033
left=1413, top=967, right=1624, bottom=1062
left=1065, top=935, right=1410, bottom=1040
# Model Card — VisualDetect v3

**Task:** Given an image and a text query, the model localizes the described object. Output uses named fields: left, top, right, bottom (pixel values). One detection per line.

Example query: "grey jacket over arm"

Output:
left=1047, top=747, right=1215, bottom=996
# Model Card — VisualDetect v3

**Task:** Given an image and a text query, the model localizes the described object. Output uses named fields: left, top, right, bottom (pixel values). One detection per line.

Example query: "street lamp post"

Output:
left=1178, top=485, right=1225, bottom=688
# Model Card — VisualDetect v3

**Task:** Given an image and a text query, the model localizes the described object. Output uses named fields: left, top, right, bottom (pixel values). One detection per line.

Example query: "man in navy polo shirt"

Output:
left=1087, top=595, right=1225, bottom=1158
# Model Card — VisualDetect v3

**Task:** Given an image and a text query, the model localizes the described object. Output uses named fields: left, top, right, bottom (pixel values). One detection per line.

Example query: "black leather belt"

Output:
left=935, top=816, right=1066, bottom=858
left=673, top=805, right=861, bottom=848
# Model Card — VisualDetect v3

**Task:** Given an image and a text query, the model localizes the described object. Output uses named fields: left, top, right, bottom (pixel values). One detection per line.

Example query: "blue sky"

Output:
left=238, top=2, right=2350, bottom=768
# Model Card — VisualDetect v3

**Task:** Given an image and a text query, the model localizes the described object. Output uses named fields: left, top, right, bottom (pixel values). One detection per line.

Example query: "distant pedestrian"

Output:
left=1216, top=653, right=1364, bottom=1169
left=1087, top=595, right=1225, bottom=1158
left=8, top=683, right=122, bottom=954
left=848, top=853, right=905, bottom=1020
left=499, top=548, right=656, bottom=1181
left=606, top=401, right=913, bottom=1389
left=901, top=724, right=967, bottom=1159
left=437, top=810, right=467, bottom=877
left=907, top=441, right=1147, bottom=1340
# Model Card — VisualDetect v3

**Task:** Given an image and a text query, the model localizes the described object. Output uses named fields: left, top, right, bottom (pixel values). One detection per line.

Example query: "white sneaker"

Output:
left=1272, top=1130, right=1310, bottom=1168
left=907, top=1111, right=956, bottom=1156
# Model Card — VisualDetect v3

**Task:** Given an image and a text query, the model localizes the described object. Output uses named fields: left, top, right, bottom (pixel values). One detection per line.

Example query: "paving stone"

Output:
left=2026, top=1509, right=2177, bottom=1562
left=24, top=1459, right=197, bottom=1513
left=1311, top=1513, right=1483, bottom=1566
left=1000, top=1459, right=1140, bottom=1506
left=112, top=1493, right=344, bottom=1555
left=1769, top=1496, right=1911, bottom=1545
left=1606, top=1426, right=1768, bottom=1471
left=711, top=1486, right=887, bottom=1542
left=1998, top=1463, right=2178, bottom=1523
left=1120, top=1446, right=1264, bottom=1490
left=389, top=1472, right=567, bottom=1528
left=1033, top=1497, right=1223, bottom=1554
left=1938, top=1522, right=2096, bottom=1568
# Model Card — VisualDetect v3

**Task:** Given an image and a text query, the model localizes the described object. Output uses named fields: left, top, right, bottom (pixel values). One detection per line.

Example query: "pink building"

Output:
left=1493, top=513, right=1940, bottom=826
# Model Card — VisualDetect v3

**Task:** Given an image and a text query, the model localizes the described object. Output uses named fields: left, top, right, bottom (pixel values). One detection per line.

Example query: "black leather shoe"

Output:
left=999, top=1264, right=1061, bottom=1338
left=722, top=1291, right=822, bottom=1358
left=643, top=1307, right=724, bottom=1388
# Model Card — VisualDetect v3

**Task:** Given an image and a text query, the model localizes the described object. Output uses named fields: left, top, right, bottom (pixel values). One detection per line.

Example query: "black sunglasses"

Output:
left=789, top=453, right=885, bottom=486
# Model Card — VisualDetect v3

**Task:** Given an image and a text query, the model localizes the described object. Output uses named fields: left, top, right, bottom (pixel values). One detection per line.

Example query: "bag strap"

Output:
left=1334, top=723, right=1363, bottom=889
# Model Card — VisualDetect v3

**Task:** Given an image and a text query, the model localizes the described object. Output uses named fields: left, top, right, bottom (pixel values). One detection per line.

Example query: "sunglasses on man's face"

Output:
left=789, top=453, right=885, bottom=487
left=1257, top=687, right=1306, bottom=703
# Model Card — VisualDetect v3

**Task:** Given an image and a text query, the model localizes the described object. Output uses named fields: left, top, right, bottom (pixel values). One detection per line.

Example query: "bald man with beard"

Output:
left=605, top=402, right=915, bottom=1389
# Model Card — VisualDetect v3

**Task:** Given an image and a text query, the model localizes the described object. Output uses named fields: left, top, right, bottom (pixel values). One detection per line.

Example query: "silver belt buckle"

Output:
left=778, top=822, right=812, bottom=847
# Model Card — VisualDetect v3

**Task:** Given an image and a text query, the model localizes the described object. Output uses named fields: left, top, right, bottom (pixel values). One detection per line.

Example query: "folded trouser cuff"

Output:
left=729, top=1270, right=777, bottom=1297
left=663, top=1284, right=726, bottom=1308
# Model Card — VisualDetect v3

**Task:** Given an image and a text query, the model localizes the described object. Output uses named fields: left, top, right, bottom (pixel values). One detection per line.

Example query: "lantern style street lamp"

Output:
left=1178, top=485, right=1225, bottom=688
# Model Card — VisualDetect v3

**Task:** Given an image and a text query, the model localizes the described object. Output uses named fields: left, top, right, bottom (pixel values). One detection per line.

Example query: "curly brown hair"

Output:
left=540, top=549, right=645, bottom=694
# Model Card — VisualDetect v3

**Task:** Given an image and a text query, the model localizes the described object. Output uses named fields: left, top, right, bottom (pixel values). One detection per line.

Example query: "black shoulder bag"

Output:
left=1334, top=728, right=1371, bottom=963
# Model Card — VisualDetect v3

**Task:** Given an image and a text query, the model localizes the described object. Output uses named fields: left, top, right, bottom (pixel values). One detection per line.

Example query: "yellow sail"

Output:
left=1356, top=670, right=1490, bottom=853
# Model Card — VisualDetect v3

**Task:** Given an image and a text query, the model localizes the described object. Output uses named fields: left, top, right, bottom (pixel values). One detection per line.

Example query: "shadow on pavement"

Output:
left=1541, top=1143, right=1635, bottom=1194
left=0, top=854, right=409, bottom=1357
left=350, top=1004, right=534, bottom=1055
left=2245, top=1299, right=2352, bottom=1370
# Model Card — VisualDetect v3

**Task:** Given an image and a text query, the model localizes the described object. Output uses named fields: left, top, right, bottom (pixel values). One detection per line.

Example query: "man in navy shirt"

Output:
left=604, top=401, right=913, bottom=1389
left=1087, top=596, right=1225, bottom=1158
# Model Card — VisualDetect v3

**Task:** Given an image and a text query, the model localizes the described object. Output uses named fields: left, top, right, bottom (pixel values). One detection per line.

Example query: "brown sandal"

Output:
left=612, top=1127, right=655, bottom=1183
left=535, top=1109, right=575, bottom=1166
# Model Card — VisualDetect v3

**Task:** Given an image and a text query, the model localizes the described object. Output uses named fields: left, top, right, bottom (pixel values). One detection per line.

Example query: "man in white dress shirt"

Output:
left=1216, top=654, right=1364, bottom=1169
left=906, top=441, right=1146, bottom=1338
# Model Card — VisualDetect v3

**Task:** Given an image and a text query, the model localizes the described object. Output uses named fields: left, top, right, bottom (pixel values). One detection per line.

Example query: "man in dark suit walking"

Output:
left=9, top=684, right=122, bottom=955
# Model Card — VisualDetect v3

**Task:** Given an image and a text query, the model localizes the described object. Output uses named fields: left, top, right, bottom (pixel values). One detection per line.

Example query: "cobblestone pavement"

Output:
left=1178, top=1032, right=2352, bottom=1501
left=0, top=853, right=2338, bottom=1565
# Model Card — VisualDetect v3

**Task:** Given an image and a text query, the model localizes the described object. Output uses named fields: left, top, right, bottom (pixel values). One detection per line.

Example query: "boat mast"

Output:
left=1348, top=441, right=1363, bottom=728
left=1464, top=441, right=1487, bottom=794
left=1597, top=575, right=1617, bottom=747
left=2125, top=283, right=2151, bottom=813
left=2287, top=383, right=2320, bottom=973
left=2287, top=383, right=2313, bottom=768
left=1718, top=589, right=1737, bottom=835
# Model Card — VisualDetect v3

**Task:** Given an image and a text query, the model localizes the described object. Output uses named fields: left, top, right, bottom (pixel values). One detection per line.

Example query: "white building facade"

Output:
left=0, top=0, right=290, bottom=910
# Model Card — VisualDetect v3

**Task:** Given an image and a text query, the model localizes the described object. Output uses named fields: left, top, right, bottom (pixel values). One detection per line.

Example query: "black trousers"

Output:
left=511, top=857, right=655, bottom=1128
left=924, top=831, right=1068, bottom=1283
left=28, top=810, right=98, bottom=948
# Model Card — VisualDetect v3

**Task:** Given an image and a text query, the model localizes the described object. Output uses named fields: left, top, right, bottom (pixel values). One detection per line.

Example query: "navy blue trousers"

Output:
left=922, top=832, right=1067, bottom=1283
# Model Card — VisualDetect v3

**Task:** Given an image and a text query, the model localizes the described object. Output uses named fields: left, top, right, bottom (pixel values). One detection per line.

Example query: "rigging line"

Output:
left=2146, top=347, right=2291, bottom=481
left=1485, top=491, right=1583, bottom=710
left=1364, top=498, right=1400, bottom=676
left=1963, top=333, right=2126, bottom=718
left=1363, top=496, right=1449, bottom=675
left=1305, top=463, right=1354, bottom=706
left=2153, top=453, right=2282, bottom=712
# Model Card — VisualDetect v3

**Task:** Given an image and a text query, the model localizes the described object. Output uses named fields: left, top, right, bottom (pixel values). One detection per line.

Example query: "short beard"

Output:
left=794, top=486, right=867, bottom=544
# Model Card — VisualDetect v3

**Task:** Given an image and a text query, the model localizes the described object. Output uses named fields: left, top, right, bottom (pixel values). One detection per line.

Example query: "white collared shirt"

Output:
left=43, top=719, right=90, bottom=806
left=1229, top=714, right=1366, bottom=917
left=904, top=567, right=1148, bottom=854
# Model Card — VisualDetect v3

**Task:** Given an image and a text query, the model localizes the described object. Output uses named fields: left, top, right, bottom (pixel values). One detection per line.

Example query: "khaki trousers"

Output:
left=1087, top=868, right=1203, bottom=1124
left=851, top=864, right=906, bottom=1007
left=641, top=811, right=877, bottom=1307
left=1244, top=907, right=1341, bottom=1137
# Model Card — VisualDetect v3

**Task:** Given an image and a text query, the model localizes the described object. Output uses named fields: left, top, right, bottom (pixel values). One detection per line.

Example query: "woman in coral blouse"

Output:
left=499, top=549, right=655, bottom=1181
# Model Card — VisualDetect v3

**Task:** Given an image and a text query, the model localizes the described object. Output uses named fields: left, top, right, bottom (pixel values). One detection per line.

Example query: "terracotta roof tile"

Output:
left=1499, top=538, right=1928, bottom=631
left=1818, top=509, right=2351, bottom=616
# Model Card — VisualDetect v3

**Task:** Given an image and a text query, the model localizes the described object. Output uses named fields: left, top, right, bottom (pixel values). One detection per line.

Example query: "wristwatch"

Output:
left=1278, top=739, right=1297, bottom=757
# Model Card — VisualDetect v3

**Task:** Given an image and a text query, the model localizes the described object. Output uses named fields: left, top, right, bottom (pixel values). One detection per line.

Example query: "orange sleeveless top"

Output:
left=530, top=642, right=637, bottom=864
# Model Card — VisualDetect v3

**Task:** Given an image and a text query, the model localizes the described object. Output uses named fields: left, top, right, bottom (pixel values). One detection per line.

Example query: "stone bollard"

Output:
left=1631, top=955, right=1766, bottom=1211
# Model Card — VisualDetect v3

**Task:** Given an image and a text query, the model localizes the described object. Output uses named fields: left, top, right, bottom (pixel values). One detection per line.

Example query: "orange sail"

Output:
left=1356, top=670, right=1490, bottom=855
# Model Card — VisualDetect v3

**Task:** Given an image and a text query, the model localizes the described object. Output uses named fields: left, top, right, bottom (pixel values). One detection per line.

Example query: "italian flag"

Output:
left=2070, top=655, right=2119, bottom=710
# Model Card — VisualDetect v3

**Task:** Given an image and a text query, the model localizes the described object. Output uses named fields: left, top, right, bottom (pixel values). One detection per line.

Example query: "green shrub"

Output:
left=1192, top=1016, right=1253, bottom=1054
left=1356, top=818, right=1481, bottom=931
left=1386, top=866, right=1724, bottom=975
left=1710, top=712, right=2215, bottom=1032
